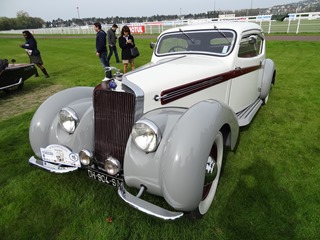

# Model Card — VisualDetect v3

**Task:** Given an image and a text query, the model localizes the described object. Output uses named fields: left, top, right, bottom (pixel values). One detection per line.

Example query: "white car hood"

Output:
left=125, top=55, right=232, bottom=112
left=127, top=55, right=230, bottom=92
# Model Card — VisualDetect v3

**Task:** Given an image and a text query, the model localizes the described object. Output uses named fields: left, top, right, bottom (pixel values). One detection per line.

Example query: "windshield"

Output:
left=156, top=30, right=236, bottom=56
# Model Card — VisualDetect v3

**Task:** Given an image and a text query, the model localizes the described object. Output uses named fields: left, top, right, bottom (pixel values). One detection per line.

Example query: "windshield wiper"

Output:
left=213, top=25, right=231, bottom=44
left=179, top=28, right=195, bottom=44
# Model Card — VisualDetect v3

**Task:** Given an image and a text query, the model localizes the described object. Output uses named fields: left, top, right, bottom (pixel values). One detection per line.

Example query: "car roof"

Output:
left=161, top=21, right=263, bottom=35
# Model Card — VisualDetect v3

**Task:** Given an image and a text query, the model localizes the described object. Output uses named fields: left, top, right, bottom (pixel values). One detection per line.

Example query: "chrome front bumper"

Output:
left=29, top=156, right=78, bottom=173
left=30, top=156, right=184, bottom=219
left=29, top=144, right=81, bottom=173
left=118, top=183, right=184, bottom=220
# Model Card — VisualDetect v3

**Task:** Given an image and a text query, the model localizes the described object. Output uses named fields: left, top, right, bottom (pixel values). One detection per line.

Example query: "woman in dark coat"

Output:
left=20, top=30, right=49, bottom=78
left=118, top=25, right=135, bottom=73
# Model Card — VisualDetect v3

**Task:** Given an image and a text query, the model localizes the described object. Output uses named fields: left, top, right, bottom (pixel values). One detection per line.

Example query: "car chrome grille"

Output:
left=94, top=86, right=136, bottom=166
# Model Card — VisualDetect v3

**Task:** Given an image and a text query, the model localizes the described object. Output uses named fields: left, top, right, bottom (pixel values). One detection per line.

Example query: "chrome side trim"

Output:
left=29, top=156, right=78, bottom=173
left=0, top=77, right=23, bottom=90
left=118, top=183, right=184, bottom=220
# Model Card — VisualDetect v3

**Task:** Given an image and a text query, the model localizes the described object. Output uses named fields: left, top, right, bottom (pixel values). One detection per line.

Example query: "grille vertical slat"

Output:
left=94, top=87, right=136, bottom=166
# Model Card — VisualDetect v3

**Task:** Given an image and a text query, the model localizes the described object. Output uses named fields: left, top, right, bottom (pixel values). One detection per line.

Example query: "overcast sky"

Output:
left=1, top=0, right=301, bottom=21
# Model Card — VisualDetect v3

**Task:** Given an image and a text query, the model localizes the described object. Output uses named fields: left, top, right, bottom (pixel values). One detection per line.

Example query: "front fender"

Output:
left=124, top=100, right=239, bottom=211
left=29, top=87, right=94, bottom=157
left=161, top=100, right=238, bottom=211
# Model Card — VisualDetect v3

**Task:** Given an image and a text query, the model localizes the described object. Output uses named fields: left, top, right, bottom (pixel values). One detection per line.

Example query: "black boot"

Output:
left=34, top=71, right=39, bottom=77
left=41, top=68, right=50, bottom=78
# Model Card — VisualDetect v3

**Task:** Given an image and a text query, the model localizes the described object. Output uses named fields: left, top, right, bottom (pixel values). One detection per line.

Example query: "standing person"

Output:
left=118, top=25, right=135, bottom=74
left=19, top=30, right=49, bottom=78
left=107, top=24, right=120, bottom=63
left=93, top=22, right=111, bottom=79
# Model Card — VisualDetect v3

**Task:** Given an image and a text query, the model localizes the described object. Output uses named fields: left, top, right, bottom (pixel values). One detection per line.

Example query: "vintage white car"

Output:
left=28, top=22, right=276, bottom=220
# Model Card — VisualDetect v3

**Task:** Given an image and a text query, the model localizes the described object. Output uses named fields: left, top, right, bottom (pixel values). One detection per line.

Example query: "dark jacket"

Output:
left=96, top=30, right=107, bottom=53
left=119, top=34, right=135, bottom=60
left=21, top=38, right=40, bottom=56
left=107, top=28, right=117, bottom=46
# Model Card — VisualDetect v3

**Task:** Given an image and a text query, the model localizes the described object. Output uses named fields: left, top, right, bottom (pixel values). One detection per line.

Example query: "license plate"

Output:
left=87, top=169, right=122, bottom=187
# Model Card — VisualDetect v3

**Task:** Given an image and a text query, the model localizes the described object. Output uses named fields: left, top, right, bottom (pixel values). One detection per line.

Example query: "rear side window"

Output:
left=238, top=35, right=263, bottom=58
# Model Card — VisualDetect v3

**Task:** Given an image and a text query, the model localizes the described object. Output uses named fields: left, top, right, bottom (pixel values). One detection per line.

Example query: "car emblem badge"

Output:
left=108, top=80, right=117, bottom=90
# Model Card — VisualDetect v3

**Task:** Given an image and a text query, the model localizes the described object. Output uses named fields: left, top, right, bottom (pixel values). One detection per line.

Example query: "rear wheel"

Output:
left=188, top=131, right=224, bottom=219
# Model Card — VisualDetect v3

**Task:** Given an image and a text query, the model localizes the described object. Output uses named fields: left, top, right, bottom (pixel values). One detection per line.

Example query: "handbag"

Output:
left=130, top=46, right=140, bottom=58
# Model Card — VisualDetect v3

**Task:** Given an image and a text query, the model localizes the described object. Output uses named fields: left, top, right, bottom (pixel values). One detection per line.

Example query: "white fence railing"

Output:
left=1, top=12, right=320, bottom=35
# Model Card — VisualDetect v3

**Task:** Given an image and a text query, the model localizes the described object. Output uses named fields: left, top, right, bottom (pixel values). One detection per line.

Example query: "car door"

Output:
left=228, top=33, right=265, bottom=113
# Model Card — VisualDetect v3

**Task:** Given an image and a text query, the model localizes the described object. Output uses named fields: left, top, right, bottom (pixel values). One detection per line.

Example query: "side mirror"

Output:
left=150, top=42, right=156, bottom=49
left=248, top=36, right=257, bottom=45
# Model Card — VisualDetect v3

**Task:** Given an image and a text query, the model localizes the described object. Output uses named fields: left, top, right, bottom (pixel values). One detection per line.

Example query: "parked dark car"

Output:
left=0, top=59, right=38, bottom=93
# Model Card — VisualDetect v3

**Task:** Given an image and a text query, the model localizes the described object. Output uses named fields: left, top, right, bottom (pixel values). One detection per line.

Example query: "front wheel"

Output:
left=188, top=131, right=224, bottom=219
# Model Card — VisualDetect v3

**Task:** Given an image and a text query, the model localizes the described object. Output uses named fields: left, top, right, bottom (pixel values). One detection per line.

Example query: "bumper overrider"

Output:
left=118, top=183, right=184, bottom=220
left=29, top=144, right=184, bottom=220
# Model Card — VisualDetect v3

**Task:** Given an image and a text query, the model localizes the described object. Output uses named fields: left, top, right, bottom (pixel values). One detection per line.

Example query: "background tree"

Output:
left=0, top=11, right=44, bottom=30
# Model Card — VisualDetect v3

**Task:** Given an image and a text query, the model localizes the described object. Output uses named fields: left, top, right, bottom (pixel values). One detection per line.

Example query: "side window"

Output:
left=238, top=35, right=263, bottom=58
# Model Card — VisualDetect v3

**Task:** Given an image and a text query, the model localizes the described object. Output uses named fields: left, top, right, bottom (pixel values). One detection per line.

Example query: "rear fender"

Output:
left=29, top=87, right=94, bottom=157
left=260, top=58, right=276, bottom=100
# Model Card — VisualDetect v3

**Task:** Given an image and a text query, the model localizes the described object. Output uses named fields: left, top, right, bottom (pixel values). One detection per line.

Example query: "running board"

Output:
left=118, top=183, right=184, bottom=220
left=236, top=99, right=263, bottom=126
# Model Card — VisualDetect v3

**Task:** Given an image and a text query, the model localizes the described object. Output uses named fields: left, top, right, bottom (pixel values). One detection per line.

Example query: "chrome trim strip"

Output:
left=29, top=156, right=78, bottom=173
left=161, top=76, right=224, bottom=103
left=118, top=183, right=184, bottom=220
left=0, top=77, right=23, bottom=90
left=121, top=76, right=144, bottom=121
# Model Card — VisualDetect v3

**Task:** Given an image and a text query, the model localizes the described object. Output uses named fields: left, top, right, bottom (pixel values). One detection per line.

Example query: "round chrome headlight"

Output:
left=59, top=107, right=79, bottom=134
left=131, top=119, right=161, bottom=153
left=79, top=149, right=93, bottom=166
left=105, top=156, right=121, bottom=175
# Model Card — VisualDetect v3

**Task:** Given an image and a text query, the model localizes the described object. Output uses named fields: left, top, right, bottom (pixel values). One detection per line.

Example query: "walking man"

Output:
left=107, top=24, right=120, bottom=63
left=94, top=22, right=111, bottom=79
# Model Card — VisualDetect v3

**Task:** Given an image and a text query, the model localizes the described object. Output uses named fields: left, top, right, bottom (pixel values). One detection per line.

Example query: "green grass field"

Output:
left=0, top=37, right=319, bottom=240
